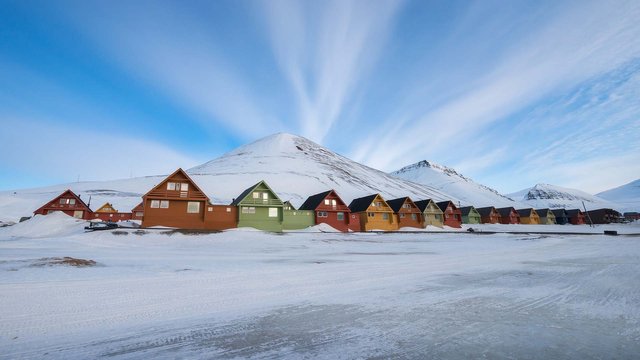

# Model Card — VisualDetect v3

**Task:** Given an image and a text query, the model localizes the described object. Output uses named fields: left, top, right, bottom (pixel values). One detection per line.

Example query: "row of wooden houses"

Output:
left=32, top=168, right=625, bottom=232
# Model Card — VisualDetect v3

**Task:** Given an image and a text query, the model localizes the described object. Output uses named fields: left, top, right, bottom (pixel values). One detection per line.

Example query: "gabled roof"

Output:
left=348, top=194, right=379, bottom=213
left=414, top=199, right=437, bottom=212
left=436, top=201, right=455, bottom=212
left=132, top=202, right=144, bottom=211
left=496, top=207, right=516, bottom=217
left=476, top=206, right=497, bottom=216
left=551, top=209, right=568, bottom=217
left=517, top=208, right=536, bottom=217
left=386, top=197, right=412, bottom=213
left=283, top=201, right=297, bottom=210
left=566, top=209, right=583, bottom=216
left=230, top=180, right=282, bottom=206
left=299, top=190, right=333, bottom=210
left=144, top=168, right=209, bottom=200
left=536, top=208, right=551, bottom=215
left=95, top=202, right=117, bottom=213
left=34, top=189, right=92, bottom=214
left=459, top=206, right=478, bottom=216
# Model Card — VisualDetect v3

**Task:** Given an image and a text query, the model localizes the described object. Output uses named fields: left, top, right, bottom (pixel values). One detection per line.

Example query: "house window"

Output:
left=376, top=201, right=382, bottom=207
left=208, top=207, right=213, bottom=212
left=59, top=198, right=76, bottom=205
left=226, top=207, right=231, bottom=212
left=253, top=192, right=260, bottom=199
left=337, top=212, right=344, bottom=221
left=268, top=207, right=278, bottom=217
left=136, top=212, right=143, bottom=217
left=318, top=211, right=328, bottom=217
left=324, top=199, right=330, bottom=205
left=150, top=200, right=160, bottom=208
left=404, top=204, right=411, bottom=209
left=368, top=212, right=375, bottom=218
left=331, top=199, right=337, bottom=206
left=73, top=210, right=83, bottom=218
left=242, top=207, right=256, bottom=214
left=160, top=200, right=169, bottom=209
left=411, top=214, right=417, bottom=220
left=180, top=183, right=188, bottom=191
left=400, top=213, right=405, bottom=218
left=167, top=182, right=176, bottom=190
left=187, top=202, right=200, bottom=213
left=263, top=193, right=269, bottom=202
left=382, top=213, right=389, bottom=220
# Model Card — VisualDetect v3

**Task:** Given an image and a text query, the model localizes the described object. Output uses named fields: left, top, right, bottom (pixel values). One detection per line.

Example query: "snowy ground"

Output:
left=1, top=215, right=639, bottom=359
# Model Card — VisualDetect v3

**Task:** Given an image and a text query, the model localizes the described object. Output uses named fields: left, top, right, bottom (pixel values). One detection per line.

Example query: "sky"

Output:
left=1, top=0, right=639, bottom=194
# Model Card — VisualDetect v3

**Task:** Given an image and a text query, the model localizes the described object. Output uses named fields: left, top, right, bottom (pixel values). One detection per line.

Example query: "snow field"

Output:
left=0, top=216, right=639, bottom=358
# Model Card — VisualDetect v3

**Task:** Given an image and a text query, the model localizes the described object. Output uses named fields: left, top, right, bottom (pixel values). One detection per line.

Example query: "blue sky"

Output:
left=1, top=0, right=639, bottom=194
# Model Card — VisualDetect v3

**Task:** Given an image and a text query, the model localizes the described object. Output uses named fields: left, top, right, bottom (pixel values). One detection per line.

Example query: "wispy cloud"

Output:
left=260, top=0, right=404, bottom=143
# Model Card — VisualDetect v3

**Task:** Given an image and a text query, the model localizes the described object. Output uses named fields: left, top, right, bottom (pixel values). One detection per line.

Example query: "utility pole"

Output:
left=582, top=201, right=594, bottom=227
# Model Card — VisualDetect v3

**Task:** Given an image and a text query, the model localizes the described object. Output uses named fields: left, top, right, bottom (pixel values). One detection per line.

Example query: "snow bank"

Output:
left=0, top=213, right=86, bottom=239
left=287, top=223, right=341, bottom=233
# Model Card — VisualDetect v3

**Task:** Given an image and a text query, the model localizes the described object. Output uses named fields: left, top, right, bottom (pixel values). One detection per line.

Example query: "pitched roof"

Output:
left=414, top=199, right=435, bottom=212
left=299, top=190, right=332, bottom=210
left=34, top=189, right=92, bottom=214
left=516, top=208, right=534, bottom=216
left=476, top=206, right=496, bottom=216
left=551, top=209, right=568, bottom=217
left=230, top=180, right=281, bottom=206
left=459, top=206, right=477, bottom=216
left=496, top=207, right=516, bottom=217
left=535, top=208, right=551, bottom=216
left=436, top=201, right=452, bottom=212
left=348, top=194, right=379, bottom=213
left=386, top=197, right=410, bottom=213
left=566, top=209, right=583, bottom=216
left=144, top=168, right=209, bottom=201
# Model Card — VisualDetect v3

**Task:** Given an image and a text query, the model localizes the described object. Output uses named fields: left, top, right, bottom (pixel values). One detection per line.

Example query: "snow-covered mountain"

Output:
left=390, top=160, right=519, bottom=208
left=596, top=179, right=640, bottom=213
left=1, top=133, right=486, bottom=223
left=508, top=183, right=620, bottom=211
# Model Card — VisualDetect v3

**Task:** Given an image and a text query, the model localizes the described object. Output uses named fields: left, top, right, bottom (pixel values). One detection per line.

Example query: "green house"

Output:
left=231, top=181, right=284, bottom=232
left=460, top=206, right=481, bottom=224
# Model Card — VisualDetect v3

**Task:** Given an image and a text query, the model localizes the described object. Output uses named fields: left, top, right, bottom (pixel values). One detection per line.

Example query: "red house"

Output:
left=131, top=202, right=144, bottom=221
left=33, top=189, right=93, bottom=220
left=435, top=201, right=462, bottom=228
left=92, top=202, right=132, bottom=222
left=566, top=209, right=586, bottom=225
left=496, top=207, right=521, bottom=224
left=299, top=190, right=360, bottom=232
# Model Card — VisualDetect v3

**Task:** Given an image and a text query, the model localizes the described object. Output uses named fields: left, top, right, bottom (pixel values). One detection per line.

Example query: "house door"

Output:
left=73, top=211, right=84, bottom=219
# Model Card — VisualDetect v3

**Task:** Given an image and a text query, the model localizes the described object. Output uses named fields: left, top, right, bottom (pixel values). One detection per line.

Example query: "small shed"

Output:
left=535, top=209, right=556, bottom=225
left=33, top=189, right=93, bottom=220
left=414, top=199, right=443, bottom=228
left=348, top=194, right=398, bottom=232
left=232, top=180, right=284, bottom=232
left=551, top=209, right=569, bottom=225
left=517, top=208, right=540, bottom=225
left=476, top=206, right=500, bottom=224
left=387, top=197, right=425, bottom=229
left=299, top=190, right=360, bottom=232
left=436, top=201, right=462, bottom=228
left=496, top=207, right=521, bottom=224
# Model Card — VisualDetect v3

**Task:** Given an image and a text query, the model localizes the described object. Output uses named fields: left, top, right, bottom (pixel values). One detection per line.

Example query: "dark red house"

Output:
left=435, top=201, right=462, bottom=228
left=496, top=207, right=521, bottom=224
left=33, top=189, right=93, bottom=220
left=476, top=206, right=500, bottom=224
left=131, top=202, right=144, bottom=221
left=566, top=209, right=586, bottom=225
left=387, top=197, right=424, bottom=229
left=299, top=190, right=360, bottom=232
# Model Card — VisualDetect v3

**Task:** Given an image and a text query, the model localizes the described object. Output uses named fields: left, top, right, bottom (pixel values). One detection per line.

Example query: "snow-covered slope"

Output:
left=0, top=133, right=475, bottom=223
left=596, top=179, right=640, bottom=213
left=390, top=161, right=519, bottom=208
left=508, top=183, right=620, bottom=211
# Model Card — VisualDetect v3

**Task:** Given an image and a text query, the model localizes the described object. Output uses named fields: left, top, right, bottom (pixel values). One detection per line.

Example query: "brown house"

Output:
left=131, top=202, right=144, bottom=221
left=435, top=201, right=462, bottom=228
left=33, top=189, right=93, bottom=220
left=496, top=207, right=521, bottom=224
left=93, top=202, right=132, bottom=222
left=141, top=168, right=237, bottom=230
left=476, top=206, right=500, bottom=224
left=299, top=190, right=360, bottom=232
left=586, top=208, right=622, bottom=224
left=566, top=209, right=586, bottom=225
left=387, top=197, right=424, bottom=229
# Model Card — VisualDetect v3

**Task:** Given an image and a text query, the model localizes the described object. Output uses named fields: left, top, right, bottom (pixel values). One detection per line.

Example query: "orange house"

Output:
left=33, top=189, right=93, bottom=220
left=141, top=168, right=237, bottom=230
left=386, top=197, right=424, bottom=229
left=93, top=202, right=132, bottom=222
left=348, top=194, right=398, bottom=231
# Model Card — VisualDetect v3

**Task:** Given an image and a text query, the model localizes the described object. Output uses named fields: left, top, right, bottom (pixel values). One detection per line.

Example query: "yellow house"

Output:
left=348, top=194, right=398, bottom=231
left=517, top=208, right=540, bottom=224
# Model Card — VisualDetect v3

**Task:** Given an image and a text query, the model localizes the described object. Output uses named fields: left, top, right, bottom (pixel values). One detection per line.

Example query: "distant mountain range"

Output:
left=507, top=183, right=623, bottom=212
left=0, top=133, right=635, bottom=222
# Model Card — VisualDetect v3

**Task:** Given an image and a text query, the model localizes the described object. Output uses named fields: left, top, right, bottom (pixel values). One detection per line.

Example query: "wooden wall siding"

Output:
left=93, top=212, right=132, bottom=222
left=131, top=203, right=144, bottom=220
left=566, top=210, right=586, bottom=225
left=237, top=206, right=283, bottom=232
left=235, top=182, right=283, bottom=207
left=361, top=195, right=398, bottom=231
left=33, top=189, right=93, bottom=220
left=420, top=200, right=443, bottom=228
left=142, top=198, right=207, bottom=229
left=462, top=213, right=481, bottom=224
left=518, top=209, right=540, bottom=225
left=437, top=201, right=462, bottom=228
left=203, top=205, right=237, bottom=230
left=497, top=208, right=520, bottom=224
left=536, top=209, right=556, bottom=225
left=477, top=207, right=500, bottom=224
left=145, top=170, right=208, bottom=202
left=282, top=210, right=315, bottom=230
left=586, top=208, right=622, bottom=224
